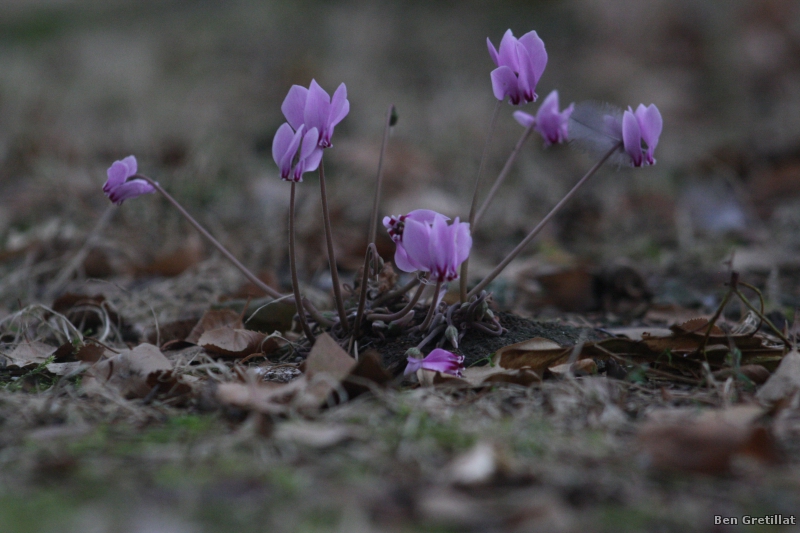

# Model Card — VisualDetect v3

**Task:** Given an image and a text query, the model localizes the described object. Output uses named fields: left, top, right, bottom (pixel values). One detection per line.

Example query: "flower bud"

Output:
left=445, top=325, right=459, bottom=349
left=404, top=347, right=423, bottom=359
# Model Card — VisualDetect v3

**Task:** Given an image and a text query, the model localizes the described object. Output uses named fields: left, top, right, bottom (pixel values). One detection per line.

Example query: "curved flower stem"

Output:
left=289, top=182, right=315, bottom=342
left=473, top=122, right=536, bottom=229
left=318, top=160, right=349, bottom=333
left=468, top=142, right=621, bottom=299
left=368, top=104, right=395, bottom=245
left=352, top=243, right=380, bottom=343
left=460, top=100, right=501, bottom=303
left=135, top=175, right=283, bottom=300
left=302, top=297, right=336, bottom=328
left=416, top=324, right=446, bottom=351
left=367, top=278, right=426, bottom=322
left=420, top=280, right=442, bottom=331
left=373, top=277, right=419, bottom=307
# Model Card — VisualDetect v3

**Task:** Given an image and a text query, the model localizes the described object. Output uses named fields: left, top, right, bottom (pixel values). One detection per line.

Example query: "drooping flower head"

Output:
left=384, top=210, right=472, bottom=283
left=404, top=348, right=465, bottom=377
left=281, top=79, right=350, bottom=149
left=102, top=155, right=155, bottom=205
left=513, top=90, right=574, bottom=145
left=487, top=29, right=548, bottom=105
left=622, top=104, right=662, bottom=167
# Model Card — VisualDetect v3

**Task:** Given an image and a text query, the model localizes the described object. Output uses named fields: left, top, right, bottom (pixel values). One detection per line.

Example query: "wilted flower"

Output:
left=281, top=79, right=349, bottom=148
left=404, top=348, right=465, bottom=377
left=513, top=90, right=574, bottom=145
left=272, top=123, right=323, bottom=182
left=487, top=29, right=547, bottom=105
left=102, top=155, right=155, bottom=205
left=399, top=214, right=472, bottom=283
left=621, top=104, right=662, bottom=167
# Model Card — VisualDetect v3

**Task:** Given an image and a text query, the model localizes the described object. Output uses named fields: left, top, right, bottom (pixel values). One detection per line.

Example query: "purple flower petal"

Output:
left=304, top=80, right=331, bottom=146
left=281, top=85, right=308, bottom=131
left=104, top=160, right=132, bottom=191
left=272, top=123, right=297, bottom=177
left=514, top=42, right=536, bottom=102
left=532, top=90, right=573, bottom=145
left=404, top=356, right=423, bottom=376
left=518, top=30, right=547, bottom=86
left=394, top=243, right=422, bottom=273
left=622, top=109, right=643, bottom=167
left=497, top=29, right=519, bottom=71
left=402, top=218, right=434, bottom=275
left=513, top=110, right=535, bottom=128
left=107, top=178, right=154, bottom=205
left=490, top=66, right=521, bottom=104
left=419, top=348, right=465, bottom=377
left=486, top=36, right=500, bottom=67
left=328, top=83, right=350, bottom=130
left=634, top=104, right=662, bottom=165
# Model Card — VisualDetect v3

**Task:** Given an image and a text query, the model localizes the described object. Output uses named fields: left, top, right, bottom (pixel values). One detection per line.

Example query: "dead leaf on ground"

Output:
left=198, top=327, right=277, bottom=358
left=186, top=309, right=243, bottom=344
left=713, top=364, right=771, bottom=385
left=757, top=349, right=800, bottom=405
left=493, top=337, right=569, bottom=375
left=461, top=366, right=541, bottom=388
left=301, top=333, right=357, bottom=406
left=45, top=362, right=85, bottom=376
left=83, top=343, right=173, bottom=399
left=547, top=359, right=598, bottom=378
left=75, top=343, right=114, bottom=363
left=215, top=379, right=306, bottom=415
left=3, top=341, right=58, bottom=370
left=638, top=405, right=778, bottom=474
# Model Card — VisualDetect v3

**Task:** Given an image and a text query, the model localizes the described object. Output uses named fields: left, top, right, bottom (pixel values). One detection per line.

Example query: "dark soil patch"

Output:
left=367, top=312, right=598, bottom=373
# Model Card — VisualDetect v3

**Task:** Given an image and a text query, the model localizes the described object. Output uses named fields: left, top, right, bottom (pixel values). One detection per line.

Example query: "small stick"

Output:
left=368, top=104, right=395, bottom=245
left=468, top=142, right=620, bottom=298
left=135, top=175, right=283, bottom=300
left=736, top=284, right=793, bottom=349
left=373, top=277, right=419, bottom=307
left=318, top=161, right=349, bottom=333
left=419, top=280, right=442, bottom=331
left=289, top=182, right=315, bottom=341
left=460, top=100, right=501, bottom=302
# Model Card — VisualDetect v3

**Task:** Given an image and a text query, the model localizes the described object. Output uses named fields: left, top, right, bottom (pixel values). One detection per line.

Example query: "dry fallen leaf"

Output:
left=198, top=327, right=276, bottom=358
left=186, top=309, right=243, bottom=344
left=301, top=333, right=358, bottom=406
left=757, top=349, right=800, bottom=405
left=492, top=337, right=569, bottom=374
left=83, top=343, right=172, bottom=399
left=3, top=341, right=58, bottom=370
left=547, top=358, right=598, bottom=377
left=638, top=405, right=777, bottom=474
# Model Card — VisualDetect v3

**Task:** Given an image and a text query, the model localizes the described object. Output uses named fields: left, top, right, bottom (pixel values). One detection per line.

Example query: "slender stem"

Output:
left=369, top=104, right=395, bottom=245
left=735, top=287, right=793, bottom=348
left=420, top=280, right=442, bottom=331
left=367, top=278, right=426, bottom=322
left=302, top=297, right=335, bottom=328
left=468, top=142, right=620, bottom=299
left=289, top=182, right=315, bottom=341
left=373, top=277, right=419, bottom=307
left=318, top=160, right=349, bottom=333
left=460, top=100, right=501, bottom=303
left=473, top=123, right=535, bottom=229
left=352, top=243, right=380, bottom=343
left=135, top=175, right=283, bottom=300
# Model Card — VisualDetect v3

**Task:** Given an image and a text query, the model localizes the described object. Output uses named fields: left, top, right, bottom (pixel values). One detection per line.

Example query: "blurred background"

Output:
left=1, top=0, right=800, bottom=317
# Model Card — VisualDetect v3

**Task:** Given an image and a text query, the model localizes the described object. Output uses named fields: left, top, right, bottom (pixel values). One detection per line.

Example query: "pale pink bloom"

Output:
left=280, top=79, right=349, bottom=148
left=404, top=348, right=465, bottom=377
left=383, top=209, right=448, bottom=272
left=102, top=155, right=155, bottom=205
left=272, top=123, right=323, bottom=182
left=401, top=215, right=472, bottom=283
left=622, top=104, right=662, bottom=167
left=487, top=29, right=547, bottom=105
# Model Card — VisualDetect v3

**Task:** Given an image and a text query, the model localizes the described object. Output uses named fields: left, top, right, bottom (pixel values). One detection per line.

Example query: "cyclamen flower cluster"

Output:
left=383, top=210, right=472, bottom=283
left=272, top=80, right=350, bottom=181
left=621, top=104, right=662, bottom=167
left=513, top=90, right=574, bottom=146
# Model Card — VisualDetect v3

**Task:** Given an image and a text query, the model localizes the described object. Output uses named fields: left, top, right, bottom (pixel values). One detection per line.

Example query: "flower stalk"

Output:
left=289, top=182, right=316, bottom=341
left=318, top=160, right=349, bottom=333
left=368, top=104, right=395, bottom=246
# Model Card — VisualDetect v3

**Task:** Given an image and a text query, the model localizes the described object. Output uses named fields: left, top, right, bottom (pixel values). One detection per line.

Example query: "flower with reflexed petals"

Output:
left=102, top=155, right=155, bottom=205
left=389, top=213, right=471, bottom=283
left=404, top=348, right=465, bottom=377
left=621, top=104, right=662, bottom=167
left=383, top=209, right=449, bottom=273
left=487, top=29, right=547, bottom=105
left=281, top=79, right=350, bottom=149
left=513, top=90, right=574, bottom=145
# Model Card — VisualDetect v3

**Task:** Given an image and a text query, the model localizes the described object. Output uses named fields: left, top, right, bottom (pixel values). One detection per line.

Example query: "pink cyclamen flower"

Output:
left=383, top=209, right=448, bottom=273
left=102, top=155, right=155, bottom=205
left=396, top=213, right=472, bottom=283
left=621, top=104, right=662, bottom=167
left=272, top=123, right=323, bottom=182
left=487, top=29, right=547, bottom=105
left=513, top=90, right=574, bottom=145
left=405, top=348, right=465, bottom=377
left=281, top=79, right=349, bottom=149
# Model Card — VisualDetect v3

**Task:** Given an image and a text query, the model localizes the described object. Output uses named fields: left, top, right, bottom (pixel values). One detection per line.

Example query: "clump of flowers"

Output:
left=100, top=27, right=663, bottom=378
